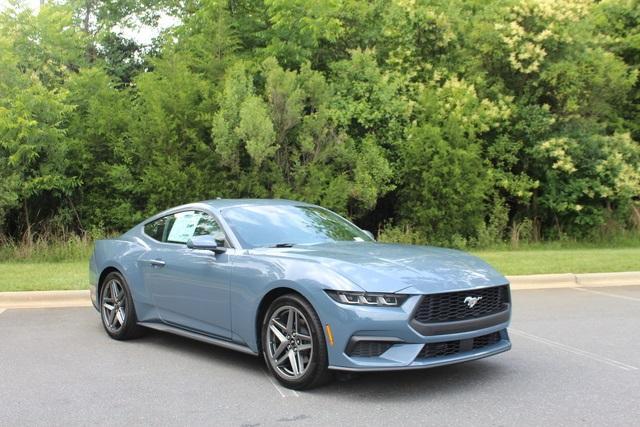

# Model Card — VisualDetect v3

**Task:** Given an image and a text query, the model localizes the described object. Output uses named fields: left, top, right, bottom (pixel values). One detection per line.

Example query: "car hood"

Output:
left=250, top=242, right=508, bottom=294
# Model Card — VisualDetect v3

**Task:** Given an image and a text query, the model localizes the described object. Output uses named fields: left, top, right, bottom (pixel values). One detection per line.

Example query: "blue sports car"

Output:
left=90, top=199, right=511, bottom=389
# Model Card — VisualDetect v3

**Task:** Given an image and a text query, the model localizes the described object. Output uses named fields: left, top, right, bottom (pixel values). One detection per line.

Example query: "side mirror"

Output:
left=362, top=230, right=375, bottom=241
left=186, top=235, right=227, bottom=254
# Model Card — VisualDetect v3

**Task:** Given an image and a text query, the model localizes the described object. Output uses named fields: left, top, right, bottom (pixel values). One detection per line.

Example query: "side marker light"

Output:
left=325, top=324, right=334, bottom=346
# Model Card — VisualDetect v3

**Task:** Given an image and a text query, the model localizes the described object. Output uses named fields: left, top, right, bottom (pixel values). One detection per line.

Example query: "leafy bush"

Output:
left=0, top=0, right=639, bottom=249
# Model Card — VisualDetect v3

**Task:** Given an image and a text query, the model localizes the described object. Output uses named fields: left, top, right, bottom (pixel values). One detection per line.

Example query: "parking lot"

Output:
left=0, top=286, right=638, bottom=426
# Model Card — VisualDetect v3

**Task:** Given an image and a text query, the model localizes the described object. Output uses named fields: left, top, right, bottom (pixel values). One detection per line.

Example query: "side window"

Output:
left=144, top=217, right=167, bottom=241
left=164, top=211, right=199, bottom=243
left=144, top=211, right=226, bottom=245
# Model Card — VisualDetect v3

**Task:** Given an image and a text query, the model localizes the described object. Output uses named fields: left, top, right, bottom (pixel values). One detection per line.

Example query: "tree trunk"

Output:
left=84, top=0, right=97, bottom=62
left=67, top=196, right=85, bottom=234
left=84, top=0, right=91, bottom=33
left=631, top=204, right=640, bottom=231
left=23, top=199, right=32, bottom=246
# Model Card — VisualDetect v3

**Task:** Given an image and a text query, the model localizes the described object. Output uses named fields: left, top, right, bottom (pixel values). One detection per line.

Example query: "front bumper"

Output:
left=320, top=293, right=511, bottom=372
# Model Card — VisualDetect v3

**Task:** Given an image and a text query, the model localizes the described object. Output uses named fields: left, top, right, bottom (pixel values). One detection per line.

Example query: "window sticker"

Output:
left=167, top=211, right=202, bottom=243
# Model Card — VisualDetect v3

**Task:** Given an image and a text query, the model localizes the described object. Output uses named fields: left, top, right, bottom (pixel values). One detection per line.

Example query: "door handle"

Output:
left=150, top=259, right=166, bottom=267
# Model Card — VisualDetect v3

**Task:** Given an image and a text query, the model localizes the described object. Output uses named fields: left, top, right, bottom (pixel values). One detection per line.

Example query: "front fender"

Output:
left=229, top=254, right=361, bottom=353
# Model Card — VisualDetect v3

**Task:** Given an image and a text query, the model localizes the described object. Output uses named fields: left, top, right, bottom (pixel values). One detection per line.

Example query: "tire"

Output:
left=261, top=294, right=332, bottom=390
left=99, top=271, right=145, bottom=340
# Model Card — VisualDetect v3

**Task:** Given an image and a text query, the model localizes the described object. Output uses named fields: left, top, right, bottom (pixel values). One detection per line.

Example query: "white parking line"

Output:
left=262, top=369, right=299, bottom=398
left=571, top=287, right=640, bottom=302
left=509, top=328, right=639, bottom=372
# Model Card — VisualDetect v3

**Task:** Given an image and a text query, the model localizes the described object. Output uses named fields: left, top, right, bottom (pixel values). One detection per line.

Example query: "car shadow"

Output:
left=136, top=328, right=264, bottom=372
left=311, top=359, right=511, bottom=402
left=129, top=324, right=510, bottom=401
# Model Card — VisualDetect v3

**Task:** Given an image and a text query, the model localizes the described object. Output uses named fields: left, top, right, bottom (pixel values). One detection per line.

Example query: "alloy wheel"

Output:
left=266, top=306, right=314, bottom=379
left=101, top=279, right=127, bottom=333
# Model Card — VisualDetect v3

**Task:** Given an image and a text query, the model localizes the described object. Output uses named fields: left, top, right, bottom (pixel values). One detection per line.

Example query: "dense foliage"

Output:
left=1, top=0, right=639, bottom=247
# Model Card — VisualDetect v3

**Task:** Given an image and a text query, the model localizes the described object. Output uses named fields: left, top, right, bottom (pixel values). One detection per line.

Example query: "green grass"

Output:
left=0, top=235, right=93, bottom=291
left=0, top=236, right=93, bottom=263
left=472, top=247, right=640, bottom=275
left=1, top=246, right=639, bottom=292
left=0, top=262, right=87, bottom=292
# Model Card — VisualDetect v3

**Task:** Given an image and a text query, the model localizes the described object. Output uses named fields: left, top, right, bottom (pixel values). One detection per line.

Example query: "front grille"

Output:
left=348, top=341, right=394, bottom=357
left=417, top=331, right=502, bottom=359
left=413, top=285, right=509, bottom=323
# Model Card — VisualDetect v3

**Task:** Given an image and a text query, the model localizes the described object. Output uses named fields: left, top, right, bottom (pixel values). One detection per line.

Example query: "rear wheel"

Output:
left=262, top=294, right=331, bottom=390
left=100, top=271, right=144, bottom=340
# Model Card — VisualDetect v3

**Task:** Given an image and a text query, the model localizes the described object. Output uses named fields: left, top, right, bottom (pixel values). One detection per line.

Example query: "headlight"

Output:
left=325, top=290, right=408, bottom=307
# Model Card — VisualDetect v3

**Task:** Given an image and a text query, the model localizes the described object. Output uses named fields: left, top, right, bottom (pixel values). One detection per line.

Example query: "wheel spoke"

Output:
left=288, top=350, right=299, bottom=375
left=108, top=307, right=116, bottom=325
left=116, top=307, right=125, bottom=325
left=276, top=352, right=289, bottom=366
left=296, top=350, right=304, bottom=373
left=110, top=281, right=119, bottom=301
left=273, top=341, right=288, bottom=359
left=103, top=302, right=115, bottom=311
left=271, top=319, right=287, bottom=333
left=297, top=344, right=312, bottom=351
left=285, top=308, right=294, bottom=333
left=297, top=333, right=311, bottom=341
left=269, top=324, right=287, bottom=343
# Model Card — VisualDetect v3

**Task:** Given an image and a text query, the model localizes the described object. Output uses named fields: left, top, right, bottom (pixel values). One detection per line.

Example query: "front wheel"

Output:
left=262, top=294, right=331, bottom=390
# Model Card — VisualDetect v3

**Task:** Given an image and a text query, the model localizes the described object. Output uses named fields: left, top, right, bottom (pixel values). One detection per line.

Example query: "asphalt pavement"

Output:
left=0, top=286, right=638, bottom=426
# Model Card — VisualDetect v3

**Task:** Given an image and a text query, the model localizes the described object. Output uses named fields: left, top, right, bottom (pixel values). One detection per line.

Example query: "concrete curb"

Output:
left=0, top=271, right=639, bottom=309
left=0, top=290, right=91, bottom=309
left=507, top=271, right=640, bottom=290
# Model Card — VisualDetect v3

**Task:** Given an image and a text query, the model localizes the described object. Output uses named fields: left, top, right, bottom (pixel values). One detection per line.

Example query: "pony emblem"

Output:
left=463, top=296, right=482, bottom=308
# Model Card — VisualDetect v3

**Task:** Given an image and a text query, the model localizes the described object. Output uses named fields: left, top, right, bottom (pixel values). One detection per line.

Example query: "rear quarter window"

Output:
left=144, top=217, right=167, bottom=241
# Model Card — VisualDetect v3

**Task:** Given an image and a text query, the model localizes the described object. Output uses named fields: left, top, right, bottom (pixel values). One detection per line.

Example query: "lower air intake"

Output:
left=347, top=341, right=394, bottom=357
left=417, top=331, right=502, bottom=359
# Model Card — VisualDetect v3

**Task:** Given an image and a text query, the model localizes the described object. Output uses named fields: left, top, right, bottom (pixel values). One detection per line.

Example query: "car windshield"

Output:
left=220, top=205, right=373, bottom=249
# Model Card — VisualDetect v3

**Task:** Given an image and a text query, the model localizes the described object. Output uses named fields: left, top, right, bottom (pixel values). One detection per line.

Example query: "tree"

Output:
left=396, top=77, right=509, bottom=244
left=0, top=0, right=639, bottom=246
left=0, top=1, right=84, bottom=239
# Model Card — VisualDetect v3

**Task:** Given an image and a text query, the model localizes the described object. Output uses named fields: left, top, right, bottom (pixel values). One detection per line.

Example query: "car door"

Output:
left=140, top=210, right=232, bottom=339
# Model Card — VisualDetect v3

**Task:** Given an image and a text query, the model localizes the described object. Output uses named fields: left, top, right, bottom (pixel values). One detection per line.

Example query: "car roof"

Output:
left=130, top=198, right=317, bottom=235
left=200, top=198, right=315, bottom=210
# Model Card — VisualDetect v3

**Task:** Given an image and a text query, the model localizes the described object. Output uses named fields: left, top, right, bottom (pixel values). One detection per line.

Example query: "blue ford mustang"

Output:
left=90, top=199, right=511, bottom=389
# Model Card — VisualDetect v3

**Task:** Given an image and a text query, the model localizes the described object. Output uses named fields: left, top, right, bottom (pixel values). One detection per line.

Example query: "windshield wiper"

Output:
left=270, top=243, right=295, bottom=248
